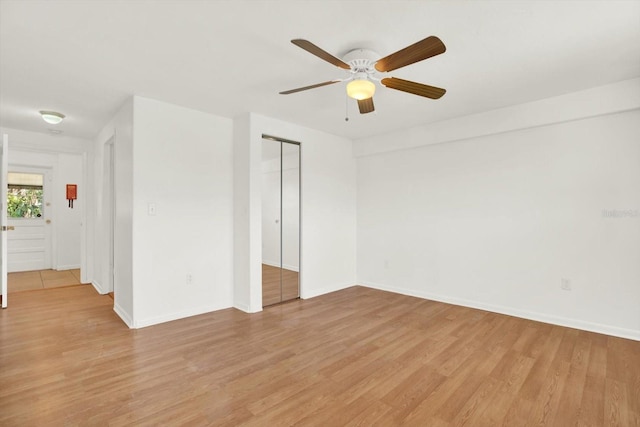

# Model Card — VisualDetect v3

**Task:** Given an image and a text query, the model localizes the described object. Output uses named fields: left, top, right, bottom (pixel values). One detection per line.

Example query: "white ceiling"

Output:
left=1, top=0, right=639, bottom=141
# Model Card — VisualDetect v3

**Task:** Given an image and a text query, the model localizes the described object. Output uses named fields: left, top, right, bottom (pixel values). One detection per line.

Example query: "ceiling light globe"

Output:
left=39, top=111, right=65, bottom=125
left=346, top=79, right=375, bottom=100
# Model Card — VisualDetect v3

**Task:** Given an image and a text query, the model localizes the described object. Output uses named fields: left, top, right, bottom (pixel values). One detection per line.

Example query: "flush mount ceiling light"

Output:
left=39, top=110, right=65, bottom=125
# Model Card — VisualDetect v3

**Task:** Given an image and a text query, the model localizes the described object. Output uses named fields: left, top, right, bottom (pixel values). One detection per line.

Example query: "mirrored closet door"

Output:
left=261, top=136, right=300, bottom=307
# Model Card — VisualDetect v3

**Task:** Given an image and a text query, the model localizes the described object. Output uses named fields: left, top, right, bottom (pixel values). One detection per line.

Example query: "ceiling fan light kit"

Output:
left=39, top=110, right=65, bottom=124
left=281, top=36, right=446, bottom=115
left=347, top=78, right=376, bottom=100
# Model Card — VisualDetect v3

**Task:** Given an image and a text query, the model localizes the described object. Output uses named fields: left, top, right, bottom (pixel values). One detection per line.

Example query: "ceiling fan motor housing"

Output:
left=343, top=48, right=381, bottom=80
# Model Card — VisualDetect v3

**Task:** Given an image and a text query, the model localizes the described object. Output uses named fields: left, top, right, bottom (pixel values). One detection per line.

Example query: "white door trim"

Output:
left=2, top=134, right=9, bottom=308
left=103, top=136, right=115, bottom=293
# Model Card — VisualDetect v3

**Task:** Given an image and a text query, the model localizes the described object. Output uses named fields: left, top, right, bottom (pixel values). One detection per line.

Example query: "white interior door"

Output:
left=6, top=167, right=52, bottom=272
left=1, top=134, right=9, bottom=308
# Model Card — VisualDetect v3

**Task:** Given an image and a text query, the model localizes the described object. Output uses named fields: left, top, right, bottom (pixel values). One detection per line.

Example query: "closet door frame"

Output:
left=262, top=134, right=301, bottom=306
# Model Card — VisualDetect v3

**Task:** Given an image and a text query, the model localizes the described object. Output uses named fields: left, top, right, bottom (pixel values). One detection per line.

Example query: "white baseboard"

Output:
left=233, top=302, right=251, bottom=313
left=262, top=260, right=299, bottom=272
left=233, top=301, right=262, bottom=313
left=91, top=280, right=106, bottom=295
left=360, top=281, right=640, bottom=342
left=113, top=303, right=133, bottom=328
left=234, top=302, right=251, bottom=312
left=262, top=259, right=279, bottom=269
left=301, top=281, right=354, bottom=300
left=56, top=264, right=80, bottom=271
left=133, top=301, right=233, bottom=329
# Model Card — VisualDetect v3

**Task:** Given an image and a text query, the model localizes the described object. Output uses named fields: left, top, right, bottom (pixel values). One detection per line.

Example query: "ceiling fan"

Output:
left=280, top=36, right=447, bottom=114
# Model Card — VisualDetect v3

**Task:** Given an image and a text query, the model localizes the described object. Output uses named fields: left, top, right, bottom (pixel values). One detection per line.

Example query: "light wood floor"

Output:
left=1, top=285, right=638, bottom=426
left=262, top=263, right=299, bottom=306
left=7, top=268, right=83, bottom=293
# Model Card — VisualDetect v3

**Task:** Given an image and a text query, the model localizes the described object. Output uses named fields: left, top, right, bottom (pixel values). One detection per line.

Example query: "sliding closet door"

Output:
left=280, top=142, right=300, bottom=301
left=261, top=137, right=300, bottom=307
left=261, top=138, right=283, bottom=306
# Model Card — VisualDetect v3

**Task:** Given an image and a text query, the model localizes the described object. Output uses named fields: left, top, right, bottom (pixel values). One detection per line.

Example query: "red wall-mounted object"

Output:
left=66, top=184, right=77, bottom=208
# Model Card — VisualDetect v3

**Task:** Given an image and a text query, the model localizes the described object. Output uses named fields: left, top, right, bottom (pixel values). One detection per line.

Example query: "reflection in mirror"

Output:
left=261, top=137, right=300, bottom=307
left=261, top=138, right=282, bottom=306
left=280, top=142, right=300, bottom=301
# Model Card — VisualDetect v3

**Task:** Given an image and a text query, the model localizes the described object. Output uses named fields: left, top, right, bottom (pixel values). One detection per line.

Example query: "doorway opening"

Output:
left=5, top=168, right=84, bottom=293
left=1, top=138, right=88, bottom=304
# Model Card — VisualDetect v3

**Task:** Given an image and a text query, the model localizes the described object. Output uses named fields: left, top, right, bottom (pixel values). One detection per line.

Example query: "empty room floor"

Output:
left=1, top=285, right=638, bottom=425
left=7, top=269, right=83, bottom=293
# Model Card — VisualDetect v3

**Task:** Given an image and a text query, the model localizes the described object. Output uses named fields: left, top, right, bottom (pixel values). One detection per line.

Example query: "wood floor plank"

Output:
left=400, top=348, right=508, bottom=424
left=607, top=336, right=640, bottom=383
left=1, top=284, right=638, bottom=426
left=343, top=399, right=395, bottom=426
left=552, top=364, right=589, bottom=426
left=605, top=378, right=630, bottom=427
left=528, top=360, right=571, bottom=426
left=489, top=349, right=536, bottom=392
left=450, top=375, right=502, bottom=426
left=432, top=349, right=508, bottom=422
left=476, top=382, right=524, bottom=426
left=516, top=326, right=565, bottom=401
left=381, top=364, right=447, bottom=414
left=579, top=374, right=607, bottom=427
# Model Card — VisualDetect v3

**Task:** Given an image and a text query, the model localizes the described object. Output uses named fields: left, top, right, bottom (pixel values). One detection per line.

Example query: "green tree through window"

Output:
left=7, top=173, right=44, bottom=219
left=7, top=187, right=43, bottom=218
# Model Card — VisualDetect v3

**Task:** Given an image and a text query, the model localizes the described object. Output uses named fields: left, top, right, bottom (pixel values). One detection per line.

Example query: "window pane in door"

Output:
left=7, top=173, right=44, bottom=218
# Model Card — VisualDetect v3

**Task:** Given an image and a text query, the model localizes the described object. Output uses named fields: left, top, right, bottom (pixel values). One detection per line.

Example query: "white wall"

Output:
left=87, top=82, right=638, bottom=341
left=233, top=114, right=254, bottom=312
left=356, top=105, right=640, bottom=340
left=0, top=127, right=89, bottom=154
left=0, top=128, right=87, bottom=272
left=54, top=153, right=83, bottom=269
left=354, top=78, right=640, bottom=157
left=131, top=96, right=234, bottom=327
left=92, top=96, right=235, bottom=328
left=233, top=113, right=357, bottom=313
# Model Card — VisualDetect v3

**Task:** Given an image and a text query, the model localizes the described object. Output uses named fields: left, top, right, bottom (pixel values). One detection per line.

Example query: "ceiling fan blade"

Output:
left=279, top=80, right=342, bottom=95
left=375, top=36, right=446, bottom=72
left=357, top=97, right=375, bottom=114
left=291, top=39, right=351, bottom=70
left=381, top=77, right=446, bottom=99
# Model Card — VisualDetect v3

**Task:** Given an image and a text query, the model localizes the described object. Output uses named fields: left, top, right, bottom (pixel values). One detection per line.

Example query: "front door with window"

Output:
left=7, top=169, right=52, bottom=272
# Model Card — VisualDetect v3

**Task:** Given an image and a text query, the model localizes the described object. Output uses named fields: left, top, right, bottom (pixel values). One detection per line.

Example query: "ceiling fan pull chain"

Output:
left=345, top=94, right=349, bottom=122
